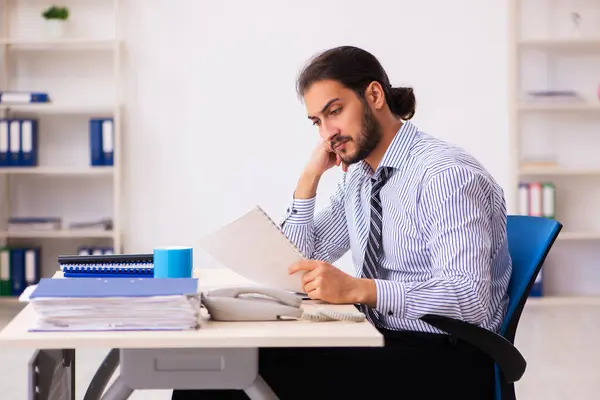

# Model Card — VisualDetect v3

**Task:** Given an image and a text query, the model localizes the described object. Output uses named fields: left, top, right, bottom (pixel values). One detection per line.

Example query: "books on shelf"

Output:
left=7, top=217, right=113, bottom=234
left=23, top=277, right=202, bottom=331
left=524, top=89, right=582, bottom=102
left=520, top=156, right=558, bottom=169
left=68, top=217, right=113, bottom=231
left=77, top=246, right=114, bottom=256
left=518, top=181, right=556, bottom=218
left=90, top=118, right=114, bottom=166
left=8, top=217, right=62, bottom=231
left=0, top=91, right=49, bottom=104
left=0, top=246, right=41, bottom=297
left=0, top=118, right=39, bottom=167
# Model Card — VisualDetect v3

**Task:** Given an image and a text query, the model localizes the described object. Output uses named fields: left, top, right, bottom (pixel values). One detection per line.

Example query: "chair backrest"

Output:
left=500, top=215, right=562, bottom=342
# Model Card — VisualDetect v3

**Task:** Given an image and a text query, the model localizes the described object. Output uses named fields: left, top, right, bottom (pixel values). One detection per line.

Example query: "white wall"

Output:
left=119, top=0, right=512, bottom=272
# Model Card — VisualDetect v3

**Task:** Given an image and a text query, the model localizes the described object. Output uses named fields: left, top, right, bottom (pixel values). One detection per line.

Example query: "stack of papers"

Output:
left=24, top=277, right=202, bottom=332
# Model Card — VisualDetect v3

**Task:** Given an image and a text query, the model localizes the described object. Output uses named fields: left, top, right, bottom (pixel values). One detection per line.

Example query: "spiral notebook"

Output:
left=198, top=205, right=306, bottom=293
left=58, top=253, right=154, bottom=278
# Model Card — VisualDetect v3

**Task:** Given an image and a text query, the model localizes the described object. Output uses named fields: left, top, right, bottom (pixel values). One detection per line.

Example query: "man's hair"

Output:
left=296, top=46, right=416, bottom=120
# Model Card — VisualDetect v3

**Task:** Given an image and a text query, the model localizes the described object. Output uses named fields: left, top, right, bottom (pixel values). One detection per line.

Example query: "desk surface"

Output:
left=0, top=268, right=383, bottom=349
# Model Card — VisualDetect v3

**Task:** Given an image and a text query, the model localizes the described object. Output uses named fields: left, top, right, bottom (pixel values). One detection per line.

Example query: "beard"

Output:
left=330, top=101, right=383, bottom=165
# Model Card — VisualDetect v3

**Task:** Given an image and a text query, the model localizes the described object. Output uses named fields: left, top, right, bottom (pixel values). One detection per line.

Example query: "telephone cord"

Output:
left=300, top=307, right=366, bottom=322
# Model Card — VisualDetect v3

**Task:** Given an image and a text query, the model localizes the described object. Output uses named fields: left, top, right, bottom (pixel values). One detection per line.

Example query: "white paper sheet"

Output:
left=28, top=295, right=202, bottom=331
left=197, top=206, right=306, bottom=293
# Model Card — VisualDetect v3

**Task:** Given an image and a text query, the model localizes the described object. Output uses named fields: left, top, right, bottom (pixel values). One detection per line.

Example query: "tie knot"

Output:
left=375, top=167, right=393, bottom=184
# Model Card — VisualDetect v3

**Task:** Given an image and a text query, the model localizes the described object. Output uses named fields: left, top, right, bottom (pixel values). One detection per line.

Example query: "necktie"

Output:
left=359, top=167, right=393, bottom=326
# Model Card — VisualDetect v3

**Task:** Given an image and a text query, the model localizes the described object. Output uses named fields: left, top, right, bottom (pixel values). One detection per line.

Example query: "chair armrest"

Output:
left=420, top=314, right=526, bottom=383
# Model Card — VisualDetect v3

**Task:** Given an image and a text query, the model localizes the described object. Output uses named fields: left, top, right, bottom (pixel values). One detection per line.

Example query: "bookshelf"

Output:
left=509, top=0, right=600, bottom=301
left=0, top=0, right=123, bottom=301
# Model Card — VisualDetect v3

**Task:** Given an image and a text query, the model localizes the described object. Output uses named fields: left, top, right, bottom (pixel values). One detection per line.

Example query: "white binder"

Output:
left=9, top=119, right=20, bottom=166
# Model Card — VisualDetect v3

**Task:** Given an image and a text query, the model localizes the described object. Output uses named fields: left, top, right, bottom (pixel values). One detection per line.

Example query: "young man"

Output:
left=174, top=46, right=511, bottom=399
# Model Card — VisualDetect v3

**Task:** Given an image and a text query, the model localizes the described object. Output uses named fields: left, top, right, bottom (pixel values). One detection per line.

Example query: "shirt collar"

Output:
left=355, top=120, right=418, bottom=176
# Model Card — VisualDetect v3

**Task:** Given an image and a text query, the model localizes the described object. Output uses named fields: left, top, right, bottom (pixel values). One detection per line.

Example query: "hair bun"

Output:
left=389, top=86, right=416, bottom=120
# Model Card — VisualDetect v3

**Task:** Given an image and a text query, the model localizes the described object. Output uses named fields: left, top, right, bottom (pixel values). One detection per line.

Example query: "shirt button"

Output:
left=292, top=208, right=297, bottom=214
left=387, top=310, right=393, bottom=316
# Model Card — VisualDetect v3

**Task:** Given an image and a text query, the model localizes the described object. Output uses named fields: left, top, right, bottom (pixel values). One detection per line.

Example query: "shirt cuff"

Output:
left=373, top=279, right=406, bottom=319
left=282, top=196, right=316, bottom=225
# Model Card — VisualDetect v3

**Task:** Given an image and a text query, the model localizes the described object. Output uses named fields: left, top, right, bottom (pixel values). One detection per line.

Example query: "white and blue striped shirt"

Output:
left=281, top=121, right=512, bottom=334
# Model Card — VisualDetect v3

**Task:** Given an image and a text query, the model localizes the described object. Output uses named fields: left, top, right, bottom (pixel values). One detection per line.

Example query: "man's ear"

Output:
left=365, top=81, right=386, bottom=110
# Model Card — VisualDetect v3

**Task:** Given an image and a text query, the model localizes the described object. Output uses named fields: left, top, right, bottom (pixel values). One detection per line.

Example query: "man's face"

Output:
left=304, top=80, right=382, bottom=165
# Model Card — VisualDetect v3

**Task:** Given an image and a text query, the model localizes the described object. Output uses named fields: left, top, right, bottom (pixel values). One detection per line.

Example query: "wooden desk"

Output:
left=0, top=268, right=383, bottom=400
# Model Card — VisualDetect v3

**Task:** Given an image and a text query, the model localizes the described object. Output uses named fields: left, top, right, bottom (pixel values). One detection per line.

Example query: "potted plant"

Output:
left=41, top=5, right=69, bottom=38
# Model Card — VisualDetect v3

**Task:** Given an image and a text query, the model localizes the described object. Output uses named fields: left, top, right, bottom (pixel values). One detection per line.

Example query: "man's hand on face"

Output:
left=295, top=139, right=349, bottom=200
left=288, top=260, right=369, bottom=304
left=304, top=140, right=348, bottom=179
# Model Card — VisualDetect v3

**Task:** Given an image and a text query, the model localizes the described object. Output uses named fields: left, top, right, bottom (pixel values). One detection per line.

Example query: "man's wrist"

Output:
left=294, top=171, right=322, bottom=199
left=352, top=278, right=377, bottom=307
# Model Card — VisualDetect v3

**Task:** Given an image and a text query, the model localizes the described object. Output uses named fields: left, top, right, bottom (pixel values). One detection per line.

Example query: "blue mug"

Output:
left=153, top=246, right=193, bottom=278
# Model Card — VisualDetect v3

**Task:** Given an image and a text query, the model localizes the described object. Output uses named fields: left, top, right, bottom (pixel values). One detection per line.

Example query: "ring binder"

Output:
left=58, top=253, right=154, bottom=278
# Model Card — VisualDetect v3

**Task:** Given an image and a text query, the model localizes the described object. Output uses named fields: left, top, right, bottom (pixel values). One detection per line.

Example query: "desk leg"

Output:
left=100, top=376, right=134, bottom=400
left=83, top=349, right=122, bottom=400
left=28, top=348, right=75, bottom=400
left=244, top=374, right=278, bottom=400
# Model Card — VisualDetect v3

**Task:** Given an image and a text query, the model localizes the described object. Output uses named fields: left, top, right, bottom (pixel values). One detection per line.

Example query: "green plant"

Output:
left=42, top=5, right=69, bottom=20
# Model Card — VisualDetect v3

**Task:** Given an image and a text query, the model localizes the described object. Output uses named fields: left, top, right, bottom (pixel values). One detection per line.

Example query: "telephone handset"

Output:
left=201, top=286, right=303, bottom=321
left=201, top=286, right=366, bottom=323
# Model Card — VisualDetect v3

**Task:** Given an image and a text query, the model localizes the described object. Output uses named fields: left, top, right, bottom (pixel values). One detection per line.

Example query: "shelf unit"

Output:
left=519, top=101, right=600, bottom=111
left=0, top=103, right=116, bottom=114
left=0, top=37, right=117, bottom=49
left=509, top=0, right=600, bottom=298
left=0, top=0, right=123, bottom=299
left=518, top=37, right=600, bottom=50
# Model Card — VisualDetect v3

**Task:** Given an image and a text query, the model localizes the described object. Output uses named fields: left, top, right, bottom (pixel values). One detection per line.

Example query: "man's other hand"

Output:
left=288, top=260, right=374, bottom=305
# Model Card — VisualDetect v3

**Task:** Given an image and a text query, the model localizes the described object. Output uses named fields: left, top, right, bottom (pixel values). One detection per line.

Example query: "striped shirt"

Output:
left=280, top=120, right=512, bottom=334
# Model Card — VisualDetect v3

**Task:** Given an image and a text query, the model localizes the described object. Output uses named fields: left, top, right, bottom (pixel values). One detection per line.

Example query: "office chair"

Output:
left=420, top=215, right=562, bottom=400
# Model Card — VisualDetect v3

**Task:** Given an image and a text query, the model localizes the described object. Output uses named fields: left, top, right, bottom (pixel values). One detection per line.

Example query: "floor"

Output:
left=0, top=299, right=599, bottom=399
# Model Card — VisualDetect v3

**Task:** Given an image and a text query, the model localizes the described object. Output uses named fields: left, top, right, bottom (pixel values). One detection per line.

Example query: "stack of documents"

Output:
left=24, top=277, right=202, bottom=332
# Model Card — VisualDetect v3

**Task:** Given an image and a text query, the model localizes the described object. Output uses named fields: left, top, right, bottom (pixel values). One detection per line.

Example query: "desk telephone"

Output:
left=200, top=286, right=366, bottom=322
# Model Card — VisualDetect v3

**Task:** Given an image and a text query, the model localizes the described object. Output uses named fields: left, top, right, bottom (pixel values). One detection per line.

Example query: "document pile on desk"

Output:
left=23, top=277, right=202, bottom=332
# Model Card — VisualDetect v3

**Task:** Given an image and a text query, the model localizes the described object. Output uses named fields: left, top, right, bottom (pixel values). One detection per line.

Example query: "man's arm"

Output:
left=370, top=166, right=499, bottom=326
left=280, top=172, right=350, bottom=264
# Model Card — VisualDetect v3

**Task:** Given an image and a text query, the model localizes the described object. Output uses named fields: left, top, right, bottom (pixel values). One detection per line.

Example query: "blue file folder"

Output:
left=89, top=118, right=114, bottom=166
left=101, top=118, right=114, bottom=166
left=30, top=277, right=198, bottom=299
left=19, top=119, right=39, bottom=166
left=8, top=119, right=20, bottom=166
left=10, top=248, right=26, bottom=296
left=89, top=119, right=104, bottom=166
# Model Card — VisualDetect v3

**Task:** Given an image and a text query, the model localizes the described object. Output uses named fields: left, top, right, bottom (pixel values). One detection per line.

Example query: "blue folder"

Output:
left=30, top=277, right=199, bottom=299
left=89, top=118, right=104, bottom=166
